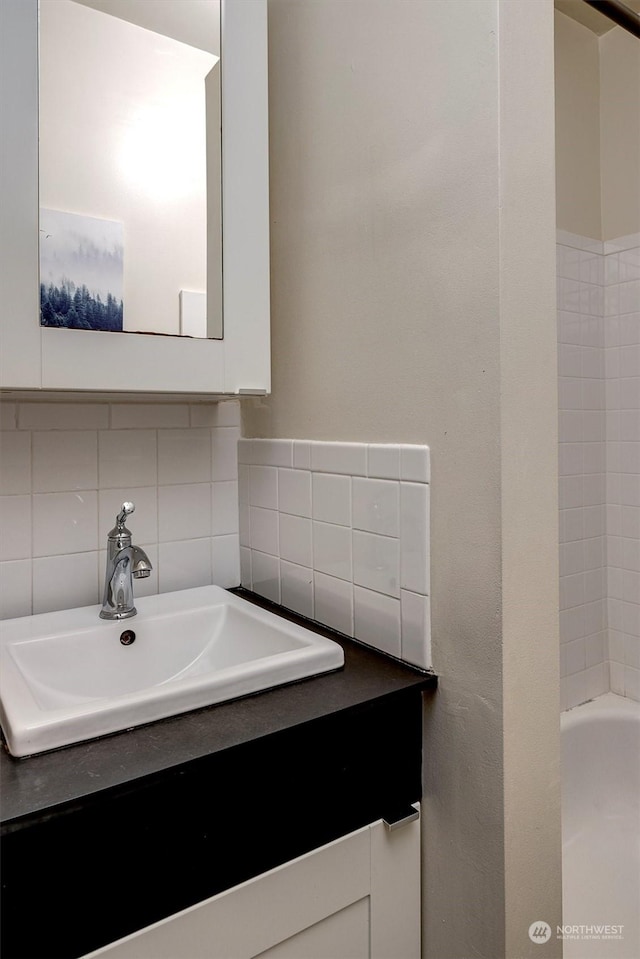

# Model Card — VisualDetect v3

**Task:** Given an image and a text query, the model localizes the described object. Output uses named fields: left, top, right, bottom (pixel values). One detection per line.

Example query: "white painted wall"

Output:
left=39, top=0, right=217, bottom=335
left=555, top=11, right=640, bottom=242
left=600, top=27, right=640, bottom=241
left=246, top=1, right=561, bottom=956
left=554, top=10, right=602, bottom=239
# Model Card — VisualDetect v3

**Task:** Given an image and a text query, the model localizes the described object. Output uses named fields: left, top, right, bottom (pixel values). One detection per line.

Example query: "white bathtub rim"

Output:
left=561, top=692, right=640, bottom=731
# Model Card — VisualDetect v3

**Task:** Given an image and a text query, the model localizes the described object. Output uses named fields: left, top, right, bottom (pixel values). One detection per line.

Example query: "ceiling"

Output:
left=555, top=0, right=640, bottom=35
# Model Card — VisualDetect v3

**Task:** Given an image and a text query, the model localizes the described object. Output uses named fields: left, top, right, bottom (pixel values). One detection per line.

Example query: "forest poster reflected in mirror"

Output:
left=40, top=209, right=124, bottom=332
left=38, top=0, right=221, bottom=338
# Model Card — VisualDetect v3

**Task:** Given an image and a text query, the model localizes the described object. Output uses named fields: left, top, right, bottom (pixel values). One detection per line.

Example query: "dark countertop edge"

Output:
left=1, top=590, right=437, bottom=830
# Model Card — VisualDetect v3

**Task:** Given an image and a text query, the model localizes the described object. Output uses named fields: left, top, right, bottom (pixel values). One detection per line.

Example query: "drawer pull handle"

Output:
left=383, top=804, right=420, bottom=831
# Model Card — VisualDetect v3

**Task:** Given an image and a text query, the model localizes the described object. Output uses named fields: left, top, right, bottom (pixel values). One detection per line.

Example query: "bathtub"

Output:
left=561, top=694, right=640, bottom=959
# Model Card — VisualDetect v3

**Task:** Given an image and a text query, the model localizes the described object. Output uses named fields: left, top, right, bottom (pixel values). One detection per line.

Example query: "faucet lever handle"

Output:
left=116, top=502, right=135, bottom=530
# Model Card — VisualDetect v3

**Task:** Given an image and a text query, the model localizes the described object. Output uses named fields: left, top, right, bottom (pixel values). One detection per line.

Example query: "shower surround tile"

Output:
left=557, top=233, right=640, bottom=708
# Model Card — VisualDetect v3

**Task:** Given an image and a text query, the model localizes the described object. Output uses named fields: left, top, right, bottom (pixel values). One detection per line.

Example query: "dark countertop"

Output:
left=1, top=591, right=436, bottom=829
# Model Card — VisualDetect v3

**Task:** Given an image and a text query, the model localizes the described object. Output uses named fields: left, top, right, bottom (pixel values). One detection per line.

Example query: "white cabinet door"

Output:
left=0, top=0, right=269, bottom=396
left=83, top=813, right=421, bottom=959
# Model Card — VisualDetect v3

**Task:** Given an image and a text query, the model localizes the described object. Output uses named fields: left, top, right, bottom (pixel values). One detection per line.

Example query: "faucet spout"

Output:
left=99, top=503, right=152, bottom=620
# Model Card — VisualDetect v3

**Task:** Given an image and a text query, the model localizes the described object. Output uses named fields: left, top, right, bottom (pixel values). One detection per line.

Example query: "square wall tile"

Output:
left=314, top=572, right=353, bottom=636
left=19, top=402, right=109, bottom=431
left=0, top=432, right=31, bottom=495
left=158, top=538, right=212, bottom=593
left=278, top=469, right=311, bottom=518
left=280, top=560, right=314, bottom=619
left=293, top=441, right=311, bottom=470
left=400, top=483, right=430, bottom=595
left=400, top=446, right=430, bottom=483
left=240, top=546, right=252, bottom=589
left=33, top=552, right=99, bottom=614
left=352, top=530, right=400, bottom=598
left=110, top=404, right=189, bottom=429
left=367, top=445, right=401, bottom=480
left=33, top=431, right=97, bottom=492
left=313, top=522, right=352, bottom=582
left=0, top=560, right=31, bottom=619
left=212, top=481, right=239, bottom=536
left=212, top=534, right=240, bottom=588
left=0, top=403, right=17, bottom=430
left=352, top=478, right=399, bottom=537
left=159, top=484, right=212, bottom=542
left=0, top=496, right=32, bottom=561
left=213, top=428, right=240, bottom=480
left=401, top=590, right=431, bottom=669
left=312, top=473, right=351, bottom=527
left=310, top=442, right=366, bottom=477
left=279, top=513, right=312, bottom=568
left=33, top=491, right=98, bottom=557
left=158, top=429, right=211, bottom=485
left=249, top=466, right=278, bottom=509
left=99, top=430, right=157, bottom=489
left=191, top=400, right=240, bottom=428
left=251, top=550, right=280, bottom=604
left=354, top=586, right=401, bottom=658
left=250, top=507, right=279, bottom=556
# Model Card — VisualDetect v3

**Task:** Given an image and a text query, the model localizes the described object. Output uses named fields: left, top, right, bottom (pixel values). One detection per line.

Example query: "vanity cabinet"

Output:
left=1, top=609, right=435, bottom=959
left=0, top=0, right=270, bottom=396
left=84, top=813, right=421, bottom=959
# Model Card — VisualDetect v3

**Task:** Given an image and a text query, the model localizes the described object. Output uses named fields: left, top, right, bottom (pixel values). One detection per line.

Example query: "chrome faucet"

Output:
left=100, top=502, right=152, bottom=620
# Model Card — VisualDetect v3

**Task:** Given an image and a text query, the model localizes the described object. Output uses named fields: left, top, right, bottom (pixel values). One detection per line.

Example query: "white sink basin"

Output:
left=0, top=586, right=344, bottom=757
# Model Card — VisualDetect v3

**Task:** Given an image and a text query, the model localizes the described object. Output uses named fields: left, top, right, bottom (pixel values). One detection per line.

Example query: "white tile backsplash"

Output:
left=158, top=429, right=211, bottom=485
left=211, top=534, right=240, bottom=589
left=314, top=571, right=354, bottom=637
left=352, top=478, right=399, bottom=537
left=33, top=551, right=99, bottom=614
left=0, top=559, right=31, bottom=619
left=249, top=465, right=278, bottom=509
left=0, top=400, right=241, bottom=617
left=32, top=491, right=98, bottom=556
left=158, top=483, right=212, bottom=542
left=279, top=513, right=312, bottom=568
left=158, top=537, right=212, bottom=593
left=313, top=521, right=353, bottom=582
left=212, top=428, right=241, bottom=481
left=353, top=586, right=401, bottom=659
left=32, top=430, right=97, bottom=492
left=352, top=530, right=400, bottom=597
left=278, top=468, right=311, bottom=518
left=280, top=560, right=314, bottom=618
left=239, top=439, right=431, bottom=669
left=0, top=432, right=31, bottom=495
left=312, top=472, right=351, bottom=527
left=98, top=430, right=157, bottom=489
left=249, top=506, right=279, bottom=556
left=250, top=550, right=280, bottom=604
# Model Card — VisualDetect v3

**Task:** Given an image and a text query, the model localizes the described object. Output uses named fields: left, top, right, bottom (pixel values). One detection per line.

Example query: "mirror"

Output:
left=38, top=0, right=222, bottom=339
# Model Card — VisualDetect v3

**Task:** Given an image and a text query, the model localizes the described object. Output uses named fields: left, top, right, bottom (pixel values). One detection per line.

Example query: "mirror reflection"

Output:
left=38, top=0, right=222, bottom=339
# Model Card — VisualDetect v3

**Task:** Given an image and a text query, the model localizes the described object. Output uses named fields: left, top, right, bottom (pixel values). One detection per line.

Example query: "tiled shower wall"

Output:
left=0, top=400, right=241, bottom=619
left=557, top=231, right=640, bottom=708
left=605, top=239, right=640, bottom=702
left=238, top=439, right=431, bottom=670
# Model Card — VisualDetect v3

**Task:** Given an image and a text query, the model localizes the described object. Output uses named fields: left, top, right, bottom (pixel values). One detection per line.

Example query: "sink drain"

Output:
left=120, top=629, right=136, bottom=646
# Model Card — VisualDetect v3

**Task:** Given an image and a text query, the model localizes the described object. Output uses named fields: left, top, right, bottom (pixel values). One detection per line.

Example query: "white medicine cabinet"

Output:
left=0, top=0, right=270, bottom=396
